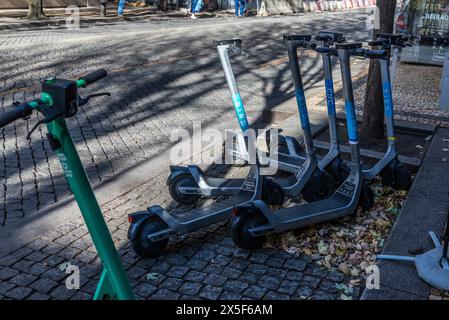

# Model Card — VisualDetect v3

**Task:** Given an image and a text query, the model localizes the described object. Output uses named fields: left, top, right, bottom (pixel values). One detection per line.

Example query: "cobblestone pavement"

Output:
left=0, top=13, right=374, bottom=300
left=0, top=12, right=371, bottom=225
left=0, top=164, right=360, bottom=300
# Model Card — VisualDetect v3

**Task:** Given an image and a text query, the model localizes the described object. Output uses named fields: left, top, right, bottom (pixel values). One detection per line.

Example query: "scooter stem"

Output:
left=46, top=118, right=135, bottom=300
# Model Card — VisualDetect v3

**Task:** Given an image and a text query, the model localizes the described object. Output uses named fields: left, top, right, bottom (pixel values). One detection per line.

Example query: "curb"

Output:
left=361, top=126, right=449, bottom=300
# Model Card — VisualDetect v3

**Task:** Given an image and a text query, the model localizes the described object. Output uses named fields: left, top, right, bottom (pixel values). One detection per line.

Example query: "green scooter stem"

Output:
left=46, top=118, right=135, bottom=300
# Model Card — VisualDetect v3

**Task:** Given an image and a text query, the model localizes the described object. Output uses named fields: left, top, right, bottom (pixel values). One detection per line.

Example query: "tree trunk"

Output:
left=159, top=0, right=168, bottom=11
left=360, top=0, right=397, bottom=140
left=26, top=0, right=46, bottom=19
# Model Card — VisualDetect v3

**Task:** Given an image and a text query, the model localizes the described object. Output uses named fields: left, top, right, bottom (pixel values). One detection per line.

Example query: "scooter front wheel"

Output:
left=358, top=183, right=374, bottom=212
left=130, top=217, right=169, bottom=258
left=302, top=170, right=336, bottom=202
left=169, top=173, right=202, bottom=205
left=231, top=212, right=267, bottom=249
left=380, top=161, right=412, bottom=191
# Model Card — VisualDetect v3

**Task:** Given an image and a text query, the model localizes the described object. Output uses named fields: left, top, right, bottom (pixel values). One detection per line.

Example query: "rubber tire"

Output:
left=380, top=162, right=412, bottom=191
left=326, top=159, right=350, bottom=186
left=358, top=183, right=374, bottom=212
left=302, top=170, right=336, bottom=202
left=168, top=173, right=202, bottom=205
left=130, top=217, right=169, bottom=258
left=262, top=180, right=284, bottom=206
left=231, top=212, right=267, bottom=249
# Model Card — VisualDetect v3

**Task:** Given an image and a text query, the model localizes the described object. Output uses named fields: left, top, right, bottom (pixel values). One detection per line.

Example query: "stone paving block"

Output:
left=223, top=280, right=249, bottom=294
left=25, top=250, right=49, bottom=262
left=0, top=267, right=19, bottom=281
left=9, top=273, right=38, bottom=287
left=166, top=266, right=190, bottom=278
left=301, top=275, right=321, bottom=290
left=178, top=282, right=202, bottom=296
left=296, top=286, right=313, bottom=298
left=284, top=258, right=307, bottom=272
left=50, top=286, right=77, bottom=300
left=203, top=273, right=227, bottom=287
left=134, top=283, right=158, bottom=298
left=24, top=262, right=51, bottom=276
left=11, top=260, right=34, bottom=273
left=151, top=288, right=180, bottom=300
left=42, top=268, right=67, bottom=282
left=0, top=282, right=15, bottom=295
left=238, top=272, right=259, bottom=285
left=199, top=285, right=222, bottom=300
left=243, top=285, right=267, bottom=300
left=311, top=291, right=336, bottom=300
left=318, top=280, right=338, bottom=294
left=257, top=275, right=282, bottom=290
left=263, top=290, right=290, bottom=300
left=27, top=292, right=50, bottom=300
left=0, top=255, right=18, bottom=267
left=30, top=278, right=59, bottom=294
left=246, top=263, right=268, bottom=275
left=220, top=291, right=242, bottom=300
left=4, top=286, right=33, bottom=300
left=160, top=277, right=184, bottom=291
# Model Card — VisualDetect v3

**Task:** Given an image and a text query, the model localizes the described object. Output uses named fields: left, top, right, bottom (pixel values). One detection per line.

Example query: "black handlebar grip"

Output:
left=364, top=49, right=387, bottom=59
left=368, top=40, right=386, bottom=47
left=315, top=47, right=337, bottom=55
left=0, top=103, right=32, bottom=128
left=80, top=69, right=108, bottom=87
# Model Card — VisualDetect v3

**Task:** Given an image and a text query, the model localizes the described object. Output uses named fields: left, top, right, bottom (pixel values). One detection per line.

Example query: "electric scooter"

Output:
left=360, top=33, right=412, bottom=190
left=168, top=37, right=338, bottom=205
left=127, top=42, right=284, bottom=257
left=230, top=42, right=375, bottom=249
left=0, top=70, right=135, bottom=300
left=166, top=40, right=284, bottom=206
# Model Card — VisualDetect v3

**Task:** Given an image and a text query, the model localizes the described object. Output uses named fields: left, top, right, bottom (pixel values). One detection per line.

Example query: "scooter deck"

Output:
left=276, top=191, right=353, bottom=222
left=171, top=193, right=252, bottom=223
left=203, top=177, right=245, bottom=189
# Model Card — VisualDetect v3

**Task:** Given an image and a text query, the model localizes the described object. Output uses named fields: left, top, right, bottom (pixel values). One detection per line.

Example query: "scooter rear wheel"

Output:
left=131, top=217, right=169, bottom=258
left=302, top=170, right=336, bottom=202
left=358, top=183, right=374, bottom=212
left=169, top=173, right=202, bottom=205
left=231, top=212, right=267, bottom=249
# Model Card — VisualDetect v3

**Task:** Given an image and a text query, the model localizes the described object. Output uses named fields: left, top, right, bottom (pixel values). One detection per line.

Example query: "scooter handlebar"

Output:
left=0, top=102, right=33, bottom=128
left=352, top=48, right=387, bottom=59
left=314, top=46, right=337, bottom=55
left=79, top=69, right=108, bottom=87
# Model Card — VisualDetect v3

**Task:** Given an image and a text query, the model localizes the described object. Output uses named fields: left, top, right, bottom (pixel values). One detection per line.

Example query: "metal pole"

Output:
left=217, top=45, right=250, bottom=133
left=379, top=57, right=396, bottom=150
left=285, top=40, right=316, bottom=162
left=337, top=48, right=361, bottom=166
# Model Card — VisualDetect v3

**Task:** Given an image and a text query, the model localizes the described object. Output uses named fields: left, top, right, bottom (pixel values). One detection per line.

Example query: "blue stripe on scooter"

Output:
left=382, top=81, right=394, bottom=118
left=325, top=79, right=336, bottom=116
left=295, top=89, right=310, bottom=129
left=344, top=100, right=358, bottom=142
left=231, top=93, right=250, bottom=132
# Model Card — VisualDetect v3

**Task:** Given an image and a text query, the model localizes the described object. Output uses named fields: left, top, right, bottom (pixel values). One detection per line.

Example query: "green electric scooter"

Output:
left=0, top=69, right=135, bottom=300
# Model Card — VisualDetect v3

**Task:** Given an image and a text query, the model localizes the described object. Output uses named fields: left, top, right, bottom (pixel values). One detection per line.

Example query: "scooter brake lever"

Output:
left=26, top=103, right=62, bottom=140
left=77, top=92, right=111, bottom=106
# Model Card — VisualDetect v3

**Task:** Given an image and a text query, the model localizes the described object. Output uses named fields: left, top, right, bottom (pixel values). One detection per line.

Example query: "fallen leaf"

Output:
left=146, top=272, right=159, bottom=281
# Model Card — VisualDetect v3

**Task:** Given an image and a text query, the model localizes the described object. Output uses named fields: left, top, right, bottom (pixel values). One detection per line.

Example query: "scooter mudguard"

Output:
left=127, top=209, right=158, bottom=241
left=230, top=203, right=259, bottom=230
left=166, top=165, right=190, bottom=186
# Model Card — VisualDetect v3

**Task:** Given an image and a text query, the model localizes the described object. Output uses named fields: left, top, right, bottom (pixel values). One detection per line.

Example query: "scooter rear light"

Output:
left=232, top=207, right=238, bottom=217
left=127, top=215, right=134, bottom=224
